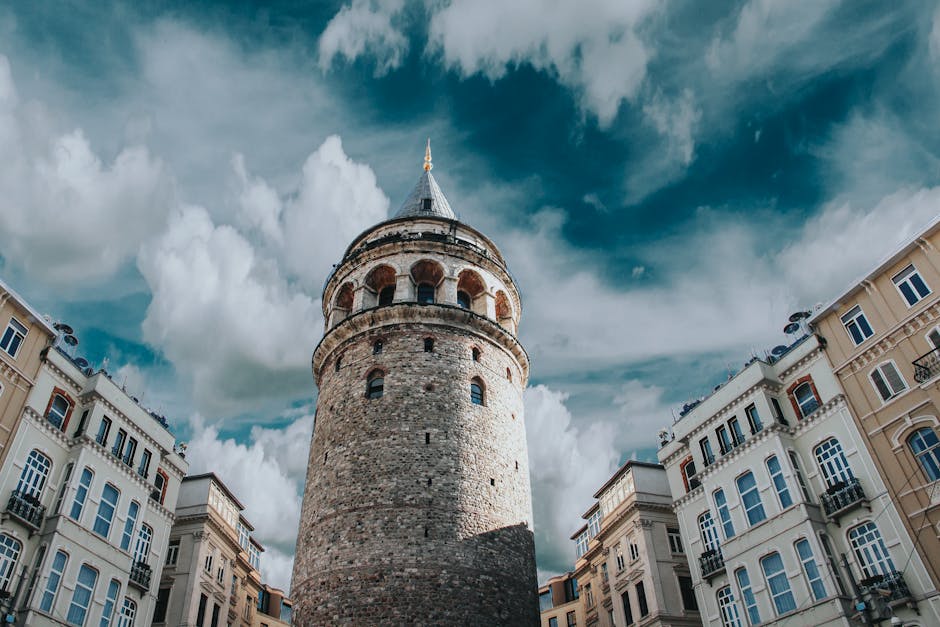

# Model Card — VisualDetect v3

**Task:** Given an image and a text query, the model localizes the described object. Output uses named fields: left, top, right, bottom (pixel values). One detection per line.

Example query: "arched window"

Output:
left=470, top=378, right=485, bottom=405
left=133, top=524, right=153, bottom=564
left=870, top=362, right=907, bottom=402
left=366, top=264, right=397, bottom=308
left=121, top=501, right=140, bottom=552
left=716, top=585, right=742, bottom=627
left=117, top=597, right=137, bottom=627
left=335, top=355, right=342, bottom=372
left=424, top=338, right=434, bottom=352
left=0, top=534, right=21, bottom=591
left=367, top=371, right=384, bottom=399
left=378, top=285, right=395, bottom=307
left=793, top=382, right=819, bottom=417
left=47, top=393, right=71, bottom=430
left=101, top=579, right=121, bottom=627
left=417, top=283, right=435, bottom=304
left=93, top=483, right=120, bottom=539
left=506, top=367, right=512, bottom=382
left=814, top=438, right=854, bottom=487
left=16, top=450, right=52, bottom=498
left=760, top=552, right=796, bottom=615
left=908, top=427, right=940, bottom=481
left=698, top=511, right=720, bottom=553
left=848, top=521, right=895, bottom=578
left=457, top=291, right=471, bottom=309
left=66, top=564, right=98, bottom=625
left=70, top=467, right=94, bottom=520
left=471, top=347, right=481, bottom=362
left=39, top=549, right=67, bottom=612
left=713, top=489, right=734, bottom=539
left=373, top=340, right=383, bottom=355
left=153, top=470, right=168, bottom=505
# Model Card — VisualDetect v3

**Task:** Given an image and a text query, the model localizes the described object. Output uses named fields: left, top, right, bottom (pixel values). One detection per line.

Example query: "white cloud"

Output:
left=0, top=55, right=174, bottom=285
left=642, top=89, right=701, bottom=167
left=931, top=6, right=940, bottom=61
left=112, top=363, right=147, bottom=401
left=612, top=380, right=670, bottom=450
left=318, top=0, right=408, bottom=75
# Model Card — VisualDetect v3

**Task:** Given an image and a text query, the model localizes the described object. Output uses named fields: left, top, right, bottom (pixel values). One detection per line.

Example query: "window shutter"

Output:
left=882, top=363, right=906, bottom=394
left=871, top=369, right=892, bottom=401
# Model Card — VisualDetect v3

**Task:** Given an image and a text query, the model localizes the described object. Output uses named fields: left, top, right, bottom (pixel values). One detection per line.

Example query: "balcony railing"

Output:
left=128, top=561, right=152, bottom=591
left=820, top=478, right=867, bottom=520
left=699, top=549, right=725, bottom=580
left=859, top=571, right=912, bottom=604
left=913, top=347, right=940, bottom=383
left=5, top=489, right=46, bottom=532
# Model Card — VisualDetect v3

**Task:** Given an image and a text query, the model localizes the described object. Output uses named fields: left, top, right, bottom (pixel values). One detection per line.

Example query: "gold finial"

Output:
left=423, top=138, right=432, bottom=172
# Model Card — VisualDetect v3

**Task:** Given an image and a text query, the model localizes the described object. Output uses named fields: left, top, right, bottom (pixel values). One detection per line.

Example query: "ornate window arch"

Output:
left=787, top=376, right=820, bottom=419
left=470, top=377, right=485, bottom=405
left=410, top=260, right=444, bottom=304
left=908, top=427, right=940, bottom=482
left=366, top=370, right=385, bottom=400
left=16, top=449, right=52, bottom=498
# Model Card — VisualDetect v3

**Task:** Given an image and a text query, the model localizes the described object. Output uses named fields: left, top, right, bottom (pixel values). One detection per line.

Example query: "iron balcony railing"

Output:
left=128, top=561, right=151, bottom=591
left=859, top=571, right=912, bottom=604
left=699, top=549, right=725, bottom=580
left=5, top=489, right=45, bottom=532
left=913, top=346, right=940, bottom=383
left=820, top=478, right=867, bottom=519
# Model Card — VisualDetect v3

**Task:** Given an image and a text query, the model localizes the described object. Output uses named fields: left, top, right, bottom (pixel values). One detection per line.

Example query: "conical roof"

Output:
left=393, top=139, right=456, bottom=220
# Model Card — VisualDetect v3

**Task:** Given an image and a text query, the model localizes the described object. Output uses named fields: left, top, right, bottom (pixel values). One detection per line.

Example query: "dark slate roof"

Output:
left=394, top=169, right=456, bottom=220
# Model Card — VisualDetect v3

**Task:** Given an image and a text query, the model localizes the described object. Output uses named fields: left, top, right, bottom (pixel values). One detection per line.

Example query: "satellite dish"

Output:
left=63, top=335, right=78, bottom=346
left=788, top=311, right=811, bottom=322
left=74, top=358, right=89, bottom=369
left=771, top=345, right=788, bottom=356
left=783, top=322, right=801, bottom=334
left=54, top=322, right=74, bottom=335
left=83, top=367, right=94, bottom=376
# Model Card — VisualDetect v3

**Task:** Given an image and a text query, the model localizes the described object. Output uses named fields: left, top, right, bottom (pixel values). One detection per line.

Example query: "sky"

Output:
left=1, top=0, right=940, bottom=590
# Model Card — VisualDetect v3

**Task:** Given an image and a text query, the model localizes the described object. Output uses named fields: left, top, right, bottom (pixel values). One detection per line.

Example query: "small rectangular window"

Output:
left=795, top=538, right=827, bottom=601
left=628, top=541, right=639, bottom=561
left=95, top=417, right=112, bottom=446
left=153, top=587, right=171, bottom=623
left=636, top=581, right=648, bottom=617
left=716, top=425, right=732, bottom=455
left=841, top=305, right=874, bottom=345
left=166, top=539, right=179, bottom=566
left=728, top=417, right=745, bottom=446
left=736, top=471, right=766, bottom=526
left=893, top=264, right=931, bottom=306
left=622, top=590, right=634, bottom=625
left=699, top=438, right=715, bottom=466
left=0, top=317, right=28, bottom=358
left=667, top=528, right=684, bottom=554
left=112, top=429, right=127, bottom=458
left=745, top=403, right=762, bottom=434
left=123, top=437, right=138, bottom=467
left=678, top=575, right=697, bottom=611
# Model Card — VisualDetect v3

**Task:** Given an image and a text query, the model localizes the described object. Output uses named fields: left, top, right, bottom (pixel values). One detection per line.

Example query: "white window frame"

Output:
left=814, top=438, right=854, bottom=487
left=736, top=471, right=766, bottom=526
left=17, top=449, right=52, bottom=498
left=0, top=317, right=28, bottom=358
left=120, top=501, right=140, bottom=552
left=667, top=528, right=684, bottom=554
left=70, top=467, right=94, bottom=521
left=766, top=455, right=793, bottom=509
left=927, top=326, right=940, bottom=350
left=761, top=552, right=797, bottom=615
left=587, top=510, right=602, bottom=538
left=39, top=549, right=67, bottom=613
left=870, top=361, right=907, bottom=402
left=793, top=382, right=820, bottom=418
left=0, top=534, right=21, bottom=591
left=47, top=394, right=71, bottom=430
left=848, top=521, right=896, bottom=579
left=93, top=483, right=120, bottom=539
left=716, top=585, right=743, bottom=627
left=892, top=264, right=931, bottom=307
left=99, top=579, right=121, bottom=627
left=116, top=597, right=137, bottom=627
left=714, top=489, right=735, bottom=539
left=795, top=538, right=827, bottom=601
left=165, top=539, right=179, bottom=567
left=66, top=564, right=98, bottom=626
left=841, top=305, right=874, bottom=346
left=698, top=511, right=720, bottom=553
left=735, top=567, right=760, bottom=626
left=133, top=525, right=152, bottom=564
left=788, top=451, right=813, bottom=503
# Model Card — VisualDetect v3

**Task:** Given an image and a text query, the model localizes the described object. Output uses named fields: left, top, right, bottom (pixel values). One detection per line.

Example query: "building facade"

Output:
left=540, top=572, right=584, bottom=627
left=0, top=344, right=187, bottom=625
left=155, top=473, right=267, bottom=627
left=0, top=278, right=57, bottom=469
left=658, top=333, right=937, bottom=626
left=569, top=462, right=701, bottom=627
left=254, top=584, right=293, bottom=627
left=291, top=145, right=539, bottom=624
left=811, top=217, right=940, bottom=610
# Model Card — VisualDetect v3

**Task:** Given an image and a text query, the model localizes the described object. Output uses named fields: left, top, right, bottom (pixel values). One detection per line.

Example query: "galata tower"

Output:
left=291, top=142, right=538, bottom=625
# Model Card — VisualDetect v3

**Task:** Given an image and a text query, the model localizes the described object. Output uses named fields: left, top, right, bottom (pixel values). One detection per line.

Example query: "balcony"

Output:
left=5, top=489, right=46, bottom=533
left=699, top=549, right=724, bottom=581
left=128, top=561, right=152, bottom=592
left=913, top=347, right=940, bottom=383
left=820, top=478, right=868, bottom=522
left=859, top=571, right=913, bottom=605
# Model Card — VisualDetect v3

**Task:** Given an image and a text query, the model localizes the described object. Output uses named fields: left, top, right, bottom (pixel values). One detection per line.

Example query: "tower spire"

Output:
left=423, top=137, right=432, bottom=172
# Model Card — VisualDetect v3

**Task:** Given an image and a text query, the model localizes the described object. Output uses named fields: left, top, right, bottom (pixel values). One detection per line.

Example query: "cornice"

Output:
left=834, top=300, right=940, bottom=374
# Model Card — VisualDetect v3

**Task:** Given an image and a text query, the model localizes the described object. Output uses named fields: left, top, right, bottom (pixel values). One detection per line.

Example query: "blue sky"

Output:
left=1, top=0, right=940, bottom=588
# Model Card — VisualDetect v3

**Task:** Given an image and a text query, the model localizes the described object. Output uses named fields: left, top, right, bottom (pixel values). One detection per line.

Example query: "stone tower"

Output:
left=291, top=143, right=539, bottom=625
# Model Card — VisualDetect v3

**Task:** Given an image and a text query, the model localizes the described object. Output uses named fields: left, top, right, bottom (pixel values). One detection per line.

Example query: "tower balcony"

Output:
left=4, top=489, right=45, bottom=533
left=913, top=346, right=940, bottom=383
left=699, top=549, right=724, bottom=581
left=859, top=571, right=913, bottom=605
left=128, top=561, right=152, bottom=592
left=819, top=478, right=868, bottom=522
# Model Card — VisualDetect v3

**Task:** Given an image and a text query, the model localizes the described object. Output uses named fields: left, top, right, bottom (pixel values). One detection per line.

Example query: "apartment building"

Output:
left=156, top=473, right=267, bottom=627
left=658, top=333, right=937, bottom=626
left=811, top=216, right=940, bottom=611
left=569, top=461, right=700, bottom=627
left=0, top=345, right=188, bottom=625
left=0, top=278, right=57, bottom=468
left=254, top=584, right=292, bottom=627
left=540, top=572, right=584, bottom=627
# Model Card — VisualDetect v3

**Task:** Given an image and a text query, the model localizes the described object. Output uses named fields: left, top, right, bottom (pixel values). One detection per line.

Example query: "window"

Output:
left=729, top=417, right=745, bottom=446
left=601, top=562, right=608, bottom=583
left=22, top=544, right=45, bottom=610
left=668, top=528, right=684, bottom=554
left=238, top=521, right=250, bottom=550
left=116, top=597, right=136, bottom=627
left=48, top=394, right=71, bottom=430
left=217, top=563, right=225, bottom=584
left=584, top=582, right=594, bottom=607
left=587, top=510, right=601, bottom=538
left=95, top=417, right=112, bottom=446
left=457, top=290, right=471, bottom=309
left=366, top=371, right=384, bottom=399
left=788, top=451, right=813, bottom=502
left=848, top=521, right=896, bottom=579
left=111, top=429, right=127, bottom=458
left=564, top=577, right=579, bottom=601
left=138, top=450, right=151, bottom=479
left=0, top=317, right=27, bottom=357
left=574, top=530, right=589, bottom=558
left=53, top=463, right=73, bottom=515
left=716, top=585, right=743, bottom=627
left=714, top=489, right=735, bottom=538
left=152, top=587, right=170, bottom=623
left=133, top=524, right=152, bottom=564
left=700, top=437, right=715, bottom=466
left=93, top=483, right=120, bottom=538
left=166, top=539, right=179, bottom=566
left=678, top=575, right=697, bottom=611
left=761, top=552, right=796, bottom=615
left=334, top=355, right=342, bottom=372
left=417, top=283, right=435, bottom=303
left=736, top=472, right=766, bottom=525
left=99, top=579, right=121, bottom=627
left=717, top=425, right=733, bottom=455
left=249, top=542, right=261, bottom=570
left=622, top=590, right=634, bottom=625
left=628, top=541, right=639, bottom=561
left=244, top=596, right=253, bottom=620
left=566, top=610, right=576, bottom=627
left=819, top=533, right=848, bottom=596
left=767, top=455, right=793, bottom=508
left=122, top=437, right=137, bottom=467
left=70, top=467, right=94, bottom=520
left=16, top=449, right=52, bottom=497
left=682, top=458, right=699, bottom=491
left=793, top=382, right=820, bottom=417
left=196, top=594, right=208, bottom=627
left=73, top=410, right=89, bottom=437
left=745, top=403, right=762, bottom=434
left=893, top=264, right=930, bottom=306
left=470, top=379, right=485, bottom=405
left=548, top=618, right=558, bottom=627
left=909, top=427, right=940, bottom=481
left=378, top=285, right=394, bottom=307
left=66, top=564, right=98, bottom=626
left=153, top=471, right=168, bottom=505
left=841, top=305, right=874, bottom=345
left=814, top=438, right=854, bottom=487
left=120, top=501, right=140, bottom=552
left=870, top=362, right=907, bottom=402
left=471, top=347, right=480, bottom=361
left=423, top=338, right=434, bottom=352
left=372, top=340, right=383, bottom=354
left=0, top=534, right=21, bottom=593
left=615, top=543, right=625, bottom=571
left=636, top=581, right=648, bottom=617
left=795, top=538, right=827, bottom=601
left=735, top=568, right=760, bottom=625
left=39, top=549, right=67, bottom=612
left=699, top=511, right=720, bottom=553
left=204, top=552, right=214, bottom=574
left=770, top=397, right=787, bottom=425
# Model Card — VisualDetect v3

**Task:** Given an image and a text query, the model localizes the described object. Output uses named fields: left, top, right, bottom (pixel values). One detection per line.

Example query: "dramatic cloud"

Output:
left=318, top=0, right=409, bottom=75
left=0, top=55, right=173, bottom=285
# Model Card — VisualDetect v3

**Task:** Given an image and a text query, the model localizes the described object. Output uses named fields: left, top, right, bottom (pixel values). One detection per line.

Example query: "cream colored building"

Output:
left=253, top=584, right=292, bottom=627
left=540, top=572, right=584, bottom=627
left=0, top=278, right=56, bottom=468
left=569, top=462, right=701, bottom=627
left=156, top=473, right=274, bottom=627
left=658, top=333, right=937, bottom=626
left=811, top=215, right=940, bottom=610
